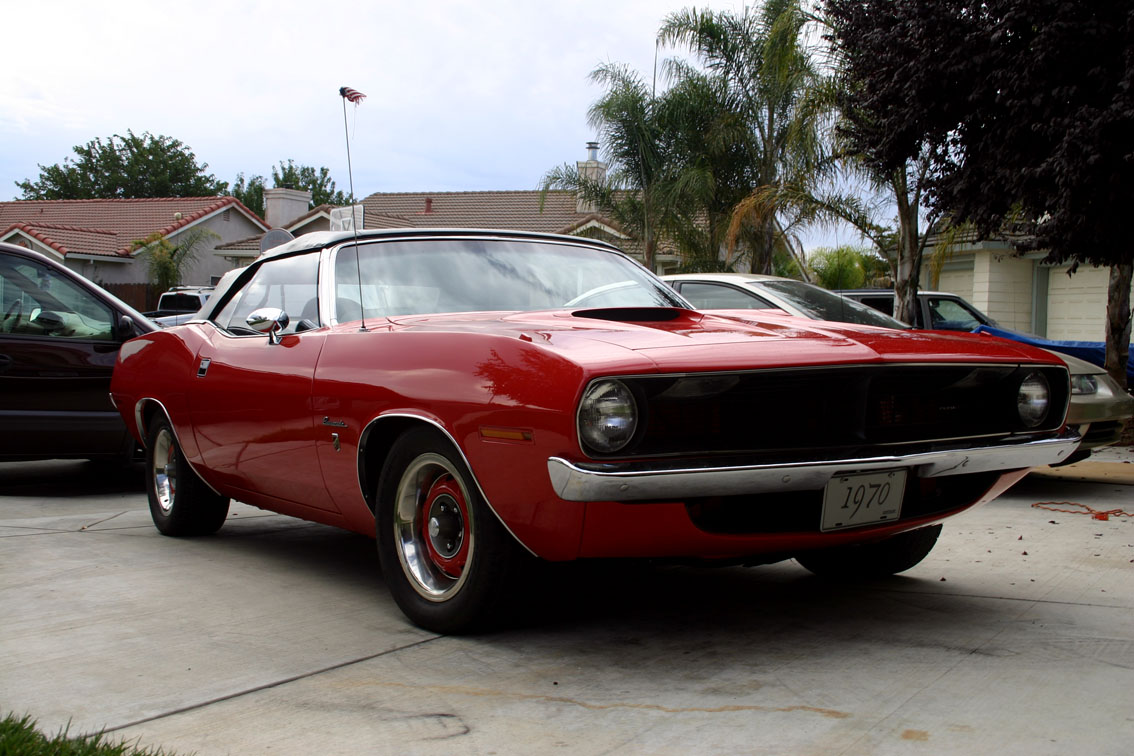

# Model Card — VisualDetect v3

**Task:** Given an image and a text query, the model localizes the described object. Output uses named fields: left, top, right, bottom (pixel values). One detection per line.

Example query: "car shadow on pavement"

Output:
left=194, top=516, right=992, bottom=644
left=0, top=459, right=146, bottom=497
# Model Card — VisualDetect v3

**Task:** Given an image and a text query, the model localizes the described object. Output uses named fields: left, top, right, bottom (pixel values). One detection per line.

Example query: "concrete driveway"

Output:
left=2, top=456, right=1132, bottom=755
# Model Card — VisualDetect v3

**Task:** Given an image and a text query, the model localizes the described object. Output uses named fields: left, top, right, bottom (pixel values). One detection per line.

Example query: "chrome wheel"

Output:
left=393, top=452, right=474, bottom=601
left=144, top=413, right=229, bottom=537
left=152, top=427, right=177, bottom=515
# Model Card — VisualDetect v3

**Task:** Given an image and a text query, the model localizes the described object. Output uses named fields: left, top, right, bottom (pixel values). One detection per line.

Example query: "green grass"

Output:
left=0, top=714, right=180, bottom=756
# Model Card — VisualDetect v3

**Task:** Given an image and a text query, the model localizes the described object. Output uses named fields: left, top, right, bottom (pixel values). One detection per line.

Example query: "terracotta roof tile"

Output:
left=361, top=190, right=590, bottom=234
left=215, top=235, right=265, bottom=252
left=0, top=197, right=267, bottom=257
left=2, top=223, right=122, bottom=257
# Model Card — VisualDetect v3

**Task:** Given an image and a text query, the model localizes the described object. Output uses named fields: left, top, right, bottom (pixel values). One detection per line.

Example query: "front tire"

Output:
left=796, top=525, right=942, bottom=579
left=376, top=426, right=522, bottom=634
left=145, top=414, right=229, bottom=536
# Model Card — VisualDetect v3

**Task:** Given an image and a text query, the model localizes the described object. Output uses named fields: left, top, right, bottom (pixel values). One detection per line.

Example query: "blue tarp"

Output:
left=973, top=325, right=1134, bottom=385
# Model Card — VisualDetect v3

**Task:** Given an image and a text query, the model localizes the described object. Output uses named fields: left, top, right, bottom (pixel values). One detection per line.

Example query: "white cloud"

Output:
left=4, top=0, right=746, bottom=201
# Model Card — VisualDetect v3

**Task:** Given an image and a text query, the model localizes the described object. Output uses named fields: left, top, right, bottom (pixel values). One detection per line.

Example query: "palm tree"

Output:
left=659, top=1, right=828, bottom=275
left=540, top=63, right=669, bottom=271
left=132, top=226, right=219, bottom=293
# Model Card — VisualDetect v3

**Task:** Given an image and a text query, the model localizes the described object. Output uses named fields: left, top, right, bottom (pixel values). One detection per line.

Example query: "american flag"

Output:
left=339, top=87, right=366, bottom=103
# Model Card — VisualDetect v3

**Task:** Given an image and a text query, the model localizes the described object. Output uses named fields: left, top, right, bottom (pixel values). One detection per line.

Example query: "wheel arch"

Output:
left=134, top=397, right=225, bottom=499
left=358, top=413, right=534, bottom=556
left=133, top=398, right=172, bottom=451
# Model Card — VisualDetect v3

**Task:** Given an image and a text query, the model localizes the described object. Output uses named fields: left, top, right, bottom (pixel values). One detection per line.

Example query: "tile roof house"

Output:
left=0, top=196, right=269, bottom=291
left=354, top=146, right=674, bottom=269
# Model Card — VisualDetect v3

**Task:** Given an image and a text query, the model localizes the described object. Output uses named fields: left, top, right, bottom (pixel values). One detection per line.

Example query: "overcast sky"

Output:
left=2, top=0, right=856, bottom=251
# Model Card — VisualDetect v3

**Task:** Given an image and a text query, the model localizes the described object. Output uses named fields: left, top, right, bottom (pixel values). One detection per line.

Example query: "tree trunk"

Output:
left=643, top=235, right=657, bottom=273
left=754, top=221, right=776, bottom=275
left=891, top=170, right=922, bottom=325
left=1104, top=262, right=1132, bottom=392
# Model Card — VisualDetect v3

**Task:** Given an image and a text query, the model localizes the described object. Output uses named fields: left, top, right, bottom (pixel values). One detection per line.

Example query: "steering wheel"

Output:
left=2, top=300, right=21, bottom=329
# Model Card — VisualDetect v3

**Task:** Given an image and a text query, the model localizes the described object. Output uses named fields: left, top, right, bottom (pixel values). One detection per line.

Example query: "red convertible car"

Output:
left=110, top=229, right=1079, bottom=633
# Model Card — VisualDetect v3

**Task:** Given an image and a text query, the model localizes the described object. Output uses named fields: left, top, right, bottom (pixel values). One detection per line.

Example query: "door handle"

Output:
left=0, top=354, right=11, bottom=374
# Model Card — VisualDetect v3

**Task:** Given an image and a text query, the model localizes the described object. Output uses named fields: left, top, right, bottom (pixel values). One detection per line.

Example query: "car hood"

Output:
left=385, top=307, right=1061, bottom=373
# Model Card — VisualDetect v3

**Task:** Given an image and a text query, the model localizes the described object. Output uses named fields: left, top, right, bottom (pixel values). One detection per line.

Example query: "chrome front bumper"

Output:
left=547, top=430, right=1081, bottom=502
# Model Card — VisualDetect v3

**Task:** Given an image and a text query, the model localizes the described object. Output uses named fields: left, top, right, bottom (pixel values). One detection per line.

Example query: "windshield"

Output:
left=756, top=280, right=908, bottom=329
left=334, top=238, right=683, bottom=318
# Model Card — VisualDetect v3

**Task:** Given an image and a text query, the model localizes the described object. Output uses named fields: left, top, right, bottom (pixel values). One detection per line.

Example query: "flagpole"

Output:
left=341, top=95, right=356, bottom=207
left=339, top=86, right=367, bottom=331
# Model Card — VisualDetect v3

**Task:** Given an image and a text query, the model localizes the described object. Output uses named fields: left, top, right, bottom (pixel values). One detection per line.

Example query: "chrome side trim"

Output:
left=547, top=430, right=1081, bottom=502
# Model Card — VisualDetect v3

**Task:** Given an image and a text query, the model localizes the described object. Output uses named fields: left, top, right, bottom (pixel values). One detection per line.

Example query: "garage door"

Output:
left=1045, top=265, right=1132, bottom=342
left=935, top=268, right=974, bottom=301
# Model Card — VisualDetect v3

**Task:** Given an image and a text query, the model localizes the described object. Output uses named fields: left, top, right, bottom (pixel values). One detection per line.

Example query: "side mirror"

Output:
left=115, top=315, right=137, bottom=340
left=247, top=307, right=289, bottom=345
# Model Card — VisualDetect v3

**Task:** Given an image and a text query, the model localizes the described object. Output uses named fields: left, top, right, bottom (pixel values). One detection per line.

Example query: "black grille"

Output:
left=594, top=364, right=1068, bottom=459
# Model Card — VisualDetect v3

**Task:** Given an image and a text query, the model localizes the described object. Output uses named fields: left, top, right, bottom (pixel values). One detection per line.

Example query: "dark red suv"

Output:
left=0, top=242, right=155, bottom=462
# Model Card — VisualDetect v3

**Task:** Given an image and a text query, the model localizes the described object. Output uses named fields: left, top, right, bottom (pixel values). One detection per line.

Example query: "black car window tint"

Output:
left=215, top=252, right=319, bottom=335
left=680, top=282, right=777, bottom=310
left=760, top=281, right=907, bottom=329
left=861, top=296, right=895, bottom=316
left=0, top=256, right=114, bottom=340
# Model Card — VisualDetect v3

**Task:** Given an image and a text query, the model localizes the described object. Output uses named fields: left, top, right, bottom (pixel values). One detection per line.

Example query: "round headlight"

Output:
left=1017, top=372, right=1050, bottom=428
left=578, top=379, right=638, bottom=454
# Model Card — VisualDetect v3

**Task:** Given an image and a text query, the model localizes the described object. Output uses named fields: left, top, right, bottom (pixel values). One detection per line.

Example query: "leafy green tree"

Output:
left=230, top=161, right=349, bottom=219
left=271, top=160, right=350, bottom=207
left=825, top=0, right=1134, bottom=387
left=808, top=246, right=868, bottom=289
left=131, top=227, right=220, bottom=293
left=231, top=173, right=266, bottom=216
left=17, top=131, right=227, bottom=199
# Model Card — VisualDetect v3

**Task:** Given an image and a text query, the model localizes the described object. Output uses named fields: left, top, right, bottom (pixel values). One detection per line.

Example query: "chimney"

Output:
left=424, top=197, right=433, bottom=213
left=263, top=187, right=313, bottom=228
left=576, top=141, right=606, bottom=214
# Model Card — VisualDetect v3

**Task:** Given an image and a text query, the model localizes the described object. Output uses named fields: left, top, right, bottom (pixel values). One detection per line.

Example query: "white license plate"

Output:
left=821, top=470, right=907, bottom=532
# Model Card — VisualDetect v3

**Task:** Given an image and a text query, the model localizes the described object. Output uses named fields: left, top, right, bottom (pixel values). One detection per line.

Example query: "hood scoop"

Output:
left=572, top=307, right=687, bottom=323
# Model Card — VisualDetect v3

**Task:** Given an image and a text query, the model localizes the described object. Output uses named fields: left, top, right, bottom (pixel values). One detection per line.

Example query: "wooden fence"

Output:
left=103, top=283, right=162, bottom=313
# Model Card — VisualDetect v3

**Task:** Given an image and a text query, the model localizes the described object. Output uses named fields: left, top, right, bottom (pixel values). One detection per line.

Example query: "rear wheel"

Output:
left=796, top=525, right=942, bottom=578
left=145, top=414, right=229, bottom=536
left=376, top=426, right=522, bottom=633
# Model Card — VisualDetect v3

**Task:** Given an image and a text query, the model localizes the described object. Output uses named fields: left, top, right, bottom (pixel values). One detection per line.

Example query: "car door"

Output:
left=187, top=250, right=336, bottom=511
left=0, top=251, right=130, bottom=459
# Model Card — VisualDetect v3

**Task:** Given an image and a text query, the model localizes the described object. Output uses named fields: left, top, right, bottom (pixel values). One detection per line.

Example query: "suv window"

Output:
left=926, top=297, right=985, bottom=331
left=0, top=255, right=115, bottom=340
left=857, top=295, right=895, bottom=317
left=159, top=292, right=208, bottom=311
